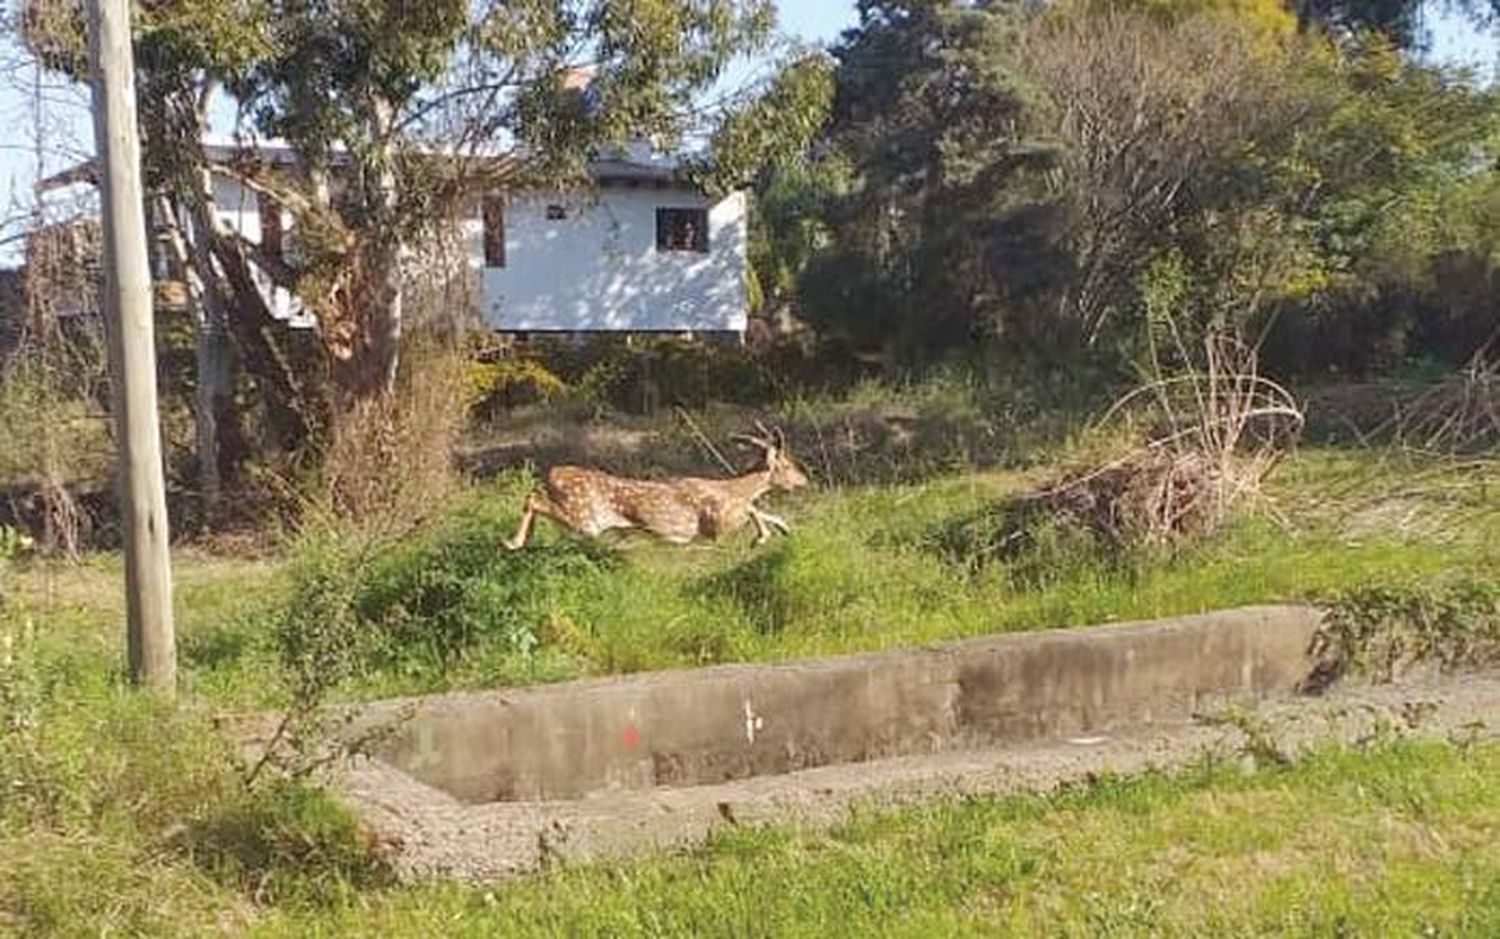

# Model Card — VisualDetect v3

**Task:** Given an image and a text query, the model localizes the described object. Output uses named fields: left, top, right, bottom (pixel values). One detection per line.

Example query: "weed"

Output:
left=1314, top=577, right=1500, bottom=685
left=1199, top=704, right=1292, bottom=768
left=186, top=779, right=392, bottom=906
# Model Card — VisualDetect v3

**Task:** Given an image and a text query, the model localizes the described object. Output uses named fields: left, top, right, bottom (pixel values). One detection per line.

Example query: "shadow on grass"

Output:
left=692, top=543, right=796, bottom=638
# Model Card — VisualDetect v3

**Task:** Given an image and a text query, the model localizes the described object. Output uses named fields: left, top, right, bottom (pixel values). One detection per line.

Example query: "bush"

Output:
left=187, top=779, right=391, bottom=906
left=1315, top=577, right=1500, bottom=684
left=355, top=503, right=617, bottom=675
left=318, top=341, right=469, bottom=527
left=466, top=356, right=567, bottom=416
left=1, top=579, right=389, bottom=931
left=930, top=497, right=1129, bottom=590
left=267, top=481, right=618, bottom=696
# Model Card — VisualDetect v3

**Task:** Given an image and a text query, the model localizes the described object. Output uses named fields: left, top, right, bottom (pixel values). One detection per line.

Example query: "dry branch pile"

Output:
left=1379, top=353, right=1500, bottom=455
left=1031, top=336, right=1304, bottom=548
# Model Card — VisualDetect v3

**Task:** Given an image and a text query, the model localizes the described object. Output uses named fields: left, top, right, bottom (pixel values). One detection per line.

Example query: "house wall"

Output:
left=200, top=174, right=749, bottom=335
left=468, top=188, right=749, bottom=333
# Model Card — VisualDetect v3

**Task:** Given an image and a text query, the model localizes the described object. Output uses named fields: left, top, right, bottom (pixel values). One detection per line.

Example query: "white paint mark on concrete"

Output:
left=744, top=700, right=764, bottom=744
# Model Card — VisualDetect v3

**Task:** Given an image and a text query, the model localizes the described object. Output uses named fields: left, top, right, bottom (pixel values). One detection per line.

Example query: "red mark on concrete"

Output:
left=622, top=724, right=641, bottom=749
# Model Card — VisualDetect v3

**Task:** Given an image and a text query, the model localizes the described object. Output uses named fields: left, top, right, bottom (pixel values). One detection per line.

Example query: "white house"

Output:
left=468, top=160, right=749, bottom=334
left=36, top=140, right=751, bottom=337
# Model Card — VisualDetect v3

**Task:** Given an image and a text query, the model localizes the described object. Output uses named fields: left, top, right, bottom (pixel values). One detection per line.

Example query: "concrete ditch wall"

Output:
left=357, top=605, right=1325, bottom=805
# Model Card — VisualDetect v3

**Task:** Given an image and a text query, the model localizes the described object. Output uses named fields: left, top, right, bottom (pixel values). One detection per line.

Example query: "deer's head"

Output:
left=736, top=423, right=809, bottom=492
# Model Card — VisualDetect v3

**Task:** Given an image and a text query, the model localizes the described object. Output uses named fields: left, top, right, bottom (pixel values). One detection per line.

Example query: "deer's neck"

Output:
left=723, top=468, right=773, bottom=502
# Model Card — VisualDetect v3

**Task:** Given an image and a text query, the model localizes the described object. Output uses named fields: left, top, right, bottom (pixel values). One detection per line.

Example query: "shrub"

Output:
left=1315, top=577, right=1500, bottom=684
left=187, top=779, right=391, bottom=906
left=318, top=341, right=469, bottom=528
left=267, top=482, right=618, bottom=695
left=355, top=505, right=617, bottom=675
left=466, top=356, right=567, bottom=416
left=930, top=497, right=1129, bottom=590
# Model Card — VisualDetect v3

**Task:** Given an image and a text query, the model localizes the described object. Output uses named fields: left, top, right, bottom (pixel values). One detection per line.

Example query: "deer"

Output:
left=504, top=424, right=808, bottom=550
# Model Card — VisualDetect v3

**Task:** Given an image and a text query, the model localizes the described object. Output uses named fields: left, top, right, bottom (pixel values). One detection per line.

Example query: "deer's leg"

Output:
left=749, top=508, right=771, bottom=546
left=751, top=506, right=791, bottom=537
left=505, top=491, right=554, bottom=550
left=505, top=502, right=536, bottom=551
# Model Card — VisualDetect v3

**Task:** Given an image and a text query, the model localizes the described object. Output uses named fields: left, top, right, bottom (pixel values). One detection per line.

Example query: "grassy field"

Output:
left=12, top=446, right=1498, bottom=708
left=3, top=441, right=1499, bottom=935
left=6, top=735, right=1499, bottom=936
left=256, top=740, right=1500, bottom=937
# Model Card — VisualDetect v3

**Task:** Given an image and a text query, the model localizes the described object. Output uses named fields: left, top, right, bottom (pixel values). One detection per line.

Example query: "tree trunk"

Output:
left=157, top=196, right=246, bottom=514
left=334, top=99, right=404, bottom=404
left=334, top=235, right=404, bottom=402
left=186, top=167, right=328, bottom=450
left=192, top=278, right=238, bottom=505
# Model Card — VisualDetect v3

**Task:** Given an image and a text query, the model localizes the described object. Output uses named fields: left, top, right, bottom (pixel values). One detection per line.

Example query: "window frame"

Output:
left=256, top=191, right=283, bottom=262
left=655, top=207, right=710, bottom=254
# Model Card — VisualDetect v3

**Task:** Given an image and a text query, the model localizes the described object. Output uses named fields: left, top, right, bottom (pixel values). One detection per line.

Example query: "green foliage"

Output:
left=464, top=357, right=567, bottom=415
left=2, top=445, right=1499, bottom=931
left=208, top=741, right=1500, bottom=933
left=354, top=502, right=616, bottom=674
left=263, top=484, right=613, bottom=694
left=693, top=51, right=837, bottom=196
left=504, top=337, right=810, bottom=414
left=765, top=0, right=1500, bottom=381
left=1318, top=577, right=1500, bottom=682
left=187, top=779, right=391, bottom=906
left=1297, top=0, right=1500, bottom=50
left=930, top=496, right=1131, bottom=590
left=797, top=0, right=1063, bottom=363
left=0, top=564, right=388, bottom=933
left=0, top=346, right=113, bottom=489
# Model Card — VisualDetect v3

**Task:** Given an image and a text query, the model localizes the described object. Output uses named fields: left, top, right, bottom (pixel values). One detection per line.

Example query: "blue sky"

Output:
left=1, top=0, right=1494, bottom=260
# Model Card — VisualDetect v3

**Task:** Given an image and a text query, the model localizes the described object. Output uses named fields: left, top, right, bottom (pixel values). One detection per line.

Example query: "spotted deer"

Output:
left=504, top=425, right=808, bottom=549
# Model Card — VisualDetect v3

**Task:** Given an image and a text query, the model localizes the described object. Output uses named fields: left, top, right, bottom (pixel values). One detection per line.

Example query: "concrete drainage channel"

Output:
left=333, top=605, right=1500, bottom=881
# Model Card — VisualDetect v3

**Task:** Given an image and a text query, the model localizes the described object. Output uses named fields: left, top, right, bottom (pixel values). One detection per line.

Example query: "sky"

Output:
left=0, top=0, right=1494, bottom=262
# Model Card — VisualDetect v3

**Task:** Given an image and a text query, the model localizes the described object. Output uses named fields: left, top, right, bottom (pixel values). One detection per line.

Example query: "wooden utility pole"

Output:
left=87, top=0, right=176, bottom=694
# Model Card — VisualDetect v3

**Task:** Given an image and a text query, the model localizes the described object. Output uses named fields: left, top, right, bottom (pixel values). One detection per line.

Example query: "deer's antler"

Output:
left=733, top=420, right=780, bottom=454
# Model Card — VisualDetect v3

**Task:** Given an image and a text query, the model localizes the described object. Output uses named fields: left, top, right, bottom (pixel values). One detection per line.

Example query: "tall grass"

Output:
left=228, top=446, right=1500, bottom=704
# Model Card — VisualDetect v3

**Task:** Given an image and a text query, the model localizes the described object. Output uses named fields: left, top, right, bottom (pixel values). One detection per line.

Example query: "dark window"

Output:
left=483, top=195, right=506, bottom=268
left=256, top=191, right=283, bottom=261
left=546, top=204, right=567, bottom=220
left=656, top=207, right=709, bottom=253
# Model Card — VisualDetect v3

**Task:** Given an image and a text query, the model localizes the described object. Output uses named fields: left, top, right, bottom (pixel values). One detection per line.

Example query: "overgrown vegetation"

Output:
left=1317, top=577, right=1500, bottom=683
left=4, top=0, right=1500, bottom=934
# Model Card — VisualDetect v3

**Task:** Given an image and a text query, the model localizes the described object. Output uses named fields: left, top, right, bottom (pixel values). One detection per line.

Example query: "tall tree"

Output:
left=797, top=0, right=1063, bottom=362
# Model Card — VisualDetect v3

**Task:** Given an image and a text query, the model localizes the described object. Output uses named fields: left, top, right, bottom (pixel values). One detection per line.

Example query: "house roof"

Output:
left=37, top=140, right=694, bottom=195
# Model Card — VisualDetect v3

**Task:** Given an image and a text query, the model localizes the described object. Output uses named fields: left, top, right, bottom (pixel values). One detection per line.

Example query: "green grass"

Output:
left=253, top=449, right=1500, bottom=701
left=4, top=445, right=1499, bottom=935
left=257, top=740, right=1500, bottom=937
left=8, top=447, right=1498, bottom=709
left=5, top=736, right=1498, bottom=936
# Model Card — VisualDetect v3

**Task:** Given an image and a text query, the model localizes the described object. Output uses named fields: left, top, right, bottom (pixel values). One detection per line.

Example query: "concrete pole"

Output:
left=87, top=0, right=176, bottom=694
